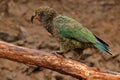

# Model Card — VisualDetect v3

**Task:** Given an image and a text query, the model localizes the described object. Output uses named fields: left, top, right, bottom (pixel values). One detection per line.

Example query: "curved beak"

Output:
left=31, top=13, right=38, bottom=23
left=31, top=14, right=35, bottom=23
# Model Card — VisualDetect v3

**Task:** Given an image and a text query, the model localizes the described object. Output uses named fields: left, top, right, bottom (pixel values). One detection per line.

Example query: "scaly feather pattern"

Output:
left=31, top=7, right=112, bottom=55
left=53, top=15, right=111, bottom=54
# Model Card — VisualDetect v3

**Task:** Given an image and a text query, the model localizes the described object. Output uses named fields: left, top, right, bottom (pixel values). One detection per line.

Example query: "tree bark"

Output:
left=0, top=41, right=119, bottom=80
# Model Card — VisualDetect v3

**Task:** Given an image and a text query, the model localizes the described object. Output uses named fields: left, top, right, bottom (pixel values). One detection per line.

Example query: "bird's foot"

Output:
left=52, top=51, right=65, bottom=58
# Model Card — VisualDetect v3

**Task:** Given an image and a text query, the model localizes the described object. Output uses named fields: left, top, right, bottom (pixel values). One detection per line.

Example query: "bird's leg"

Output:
left=52, top=45, right=69, bottom=58
left=52, top=50, right=64, bottom=55
left=74, top=48, right=84, bottom=62
left=52, top=51, right=65, bottom=58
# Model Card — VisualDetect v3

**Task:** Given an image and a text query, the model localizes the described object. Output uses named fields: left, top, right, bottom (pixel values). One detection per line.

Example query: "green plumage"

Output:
left=53, top=15, right=111, bottom=54
left=31, top=7, right=112, bottom=55
left=54, top=15, right=97, bottom=43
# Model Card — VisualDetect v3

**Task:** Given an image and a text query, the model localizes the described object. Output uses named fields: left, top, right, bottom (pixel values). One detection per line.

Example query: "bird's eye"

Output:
left=37, top=11, right=44, bottom=20
left=40, top=11, right=44, bottom=15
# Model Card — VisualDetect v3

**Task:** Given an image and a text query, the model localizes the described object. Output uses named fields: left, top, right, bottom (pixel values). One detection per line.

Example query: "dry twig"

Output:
left=0, top=41, right=119, bottom=80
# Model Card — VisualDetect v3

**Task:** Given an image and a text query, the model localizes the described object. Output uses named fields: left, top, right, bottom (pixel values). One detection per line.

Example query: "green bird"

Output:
left=31, top=7, right=112, bottom=55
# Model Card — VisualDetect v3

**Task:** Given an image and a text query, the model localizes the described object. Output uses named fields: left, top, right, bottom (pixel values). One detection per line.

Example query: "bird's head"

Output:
left=31, top=7, right=57, bottom=23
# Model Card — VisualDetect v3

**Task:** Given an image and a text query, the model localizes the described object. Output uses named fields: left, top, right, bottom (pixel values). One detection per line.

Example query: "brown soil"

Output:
left=0, top=0, right=120, bottom=80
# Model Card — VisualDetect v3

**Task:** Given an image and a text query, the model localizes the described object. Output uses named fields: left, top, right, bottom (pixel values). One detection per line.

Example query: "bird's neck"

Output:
left=43, top=19, right=53, bottom=34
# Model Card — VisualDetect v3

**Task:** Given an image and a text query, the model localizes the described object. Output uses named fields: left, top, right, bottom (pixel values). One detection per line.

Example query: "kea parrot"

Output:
left=31, top=7, right=112, bottom=56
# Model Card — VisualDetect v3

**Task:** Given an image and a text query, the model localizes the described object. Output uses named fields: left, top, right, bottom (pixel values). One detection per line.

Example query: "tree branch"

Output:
left=0, top=41, right=119, bottom=80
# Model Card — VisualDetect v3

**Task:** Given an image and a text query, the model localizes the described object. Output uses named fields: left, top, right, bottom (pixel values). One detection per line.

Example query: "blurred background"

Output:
left=0, top=0, right=120, bottom=80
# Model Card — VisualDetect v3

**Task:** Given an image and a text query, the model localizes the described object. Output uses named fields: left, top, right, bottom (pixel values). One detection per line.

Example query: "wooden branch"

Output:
left=0, top=41, right=119, bottom=80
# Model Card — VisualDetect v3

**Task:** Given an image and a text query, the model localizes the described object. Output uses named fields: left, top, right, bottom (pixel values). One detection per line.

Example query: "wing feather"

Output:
left=54, top=15, right=97, bottom=43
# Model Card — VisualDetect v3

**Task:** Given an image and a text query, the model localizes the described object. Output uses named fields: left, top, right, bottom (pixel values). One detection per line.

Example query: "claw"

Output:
left=52, top=51, right=65, bottom=58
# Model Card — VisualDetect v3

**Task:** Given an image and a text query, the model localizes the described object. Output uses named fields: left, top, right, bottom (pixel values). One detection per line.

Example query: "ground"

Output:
left=0, top=0, right=120, bottom=80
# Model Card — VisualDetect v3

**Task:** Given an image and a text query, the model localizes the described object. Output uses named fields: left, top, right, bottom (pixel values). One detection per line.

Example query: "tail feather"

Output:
left=93, top=43, right=112, bottom=55
left=94, top=35, right=112, bottom=55
left=94, top=35, right=109, bottom=47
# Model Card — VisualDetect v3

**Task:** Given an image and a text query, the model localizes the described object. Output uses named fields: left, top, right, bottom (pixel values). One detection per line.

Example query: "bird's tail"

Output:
left=93, top=43, right=112, bottom=55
